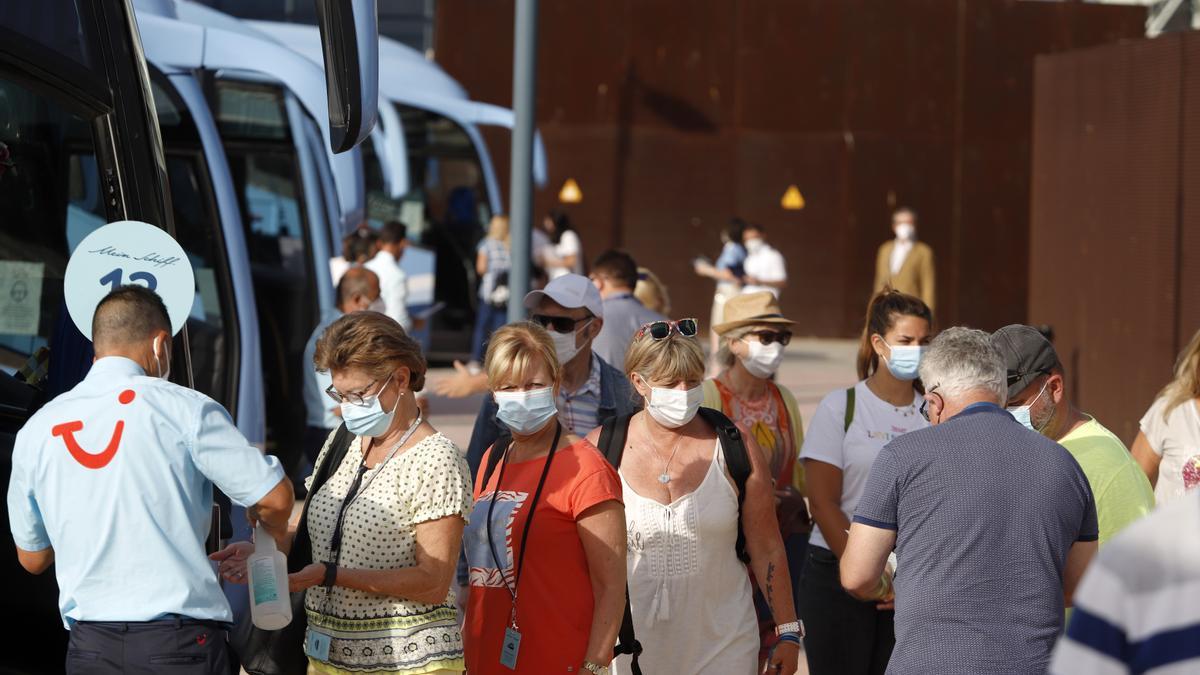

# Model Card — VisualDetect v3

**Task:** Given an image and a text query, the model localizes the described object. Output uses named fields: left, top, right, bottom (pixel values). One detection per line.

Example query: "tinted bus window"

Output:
left=0, top=2, right=93, bottom=69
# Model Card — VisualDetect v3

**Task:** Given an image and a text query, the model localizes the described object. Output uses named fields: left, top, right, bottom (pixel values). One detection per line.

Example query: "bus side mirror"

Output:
left=314, top=0, right=379, bottom=154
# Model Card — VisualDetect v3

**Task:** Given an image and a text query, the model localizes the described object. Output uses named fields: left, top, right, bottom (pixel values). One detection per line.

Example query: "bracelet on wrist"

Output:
left=777, top=634, right=803, bottom=648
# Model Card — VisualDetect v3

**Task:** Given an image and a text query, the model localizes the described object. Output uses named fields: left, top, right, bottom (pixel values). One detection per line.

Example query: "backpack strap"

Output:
left=480, top=430, right=512, bottom=491
left=697, top=407, right=752, bottom=564
left=289, top=424, right=354, bottom=574
left=595, top=412, right=641, bottom=674
left=844, top=386, right=856, bottom=433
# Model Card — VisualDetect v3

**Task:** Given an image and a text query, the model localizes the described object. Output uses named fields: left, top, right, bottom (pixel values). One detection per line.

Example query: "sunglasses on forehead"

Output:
left=636, top=318, right=699, bottom=341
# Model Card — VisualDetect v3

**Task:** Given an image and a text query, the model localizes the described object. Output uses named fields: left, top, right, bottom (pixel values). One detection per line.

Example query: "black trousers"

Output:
left=797, top=544, right=895, bottom=675
left=67, top=617, right=233, bottom=675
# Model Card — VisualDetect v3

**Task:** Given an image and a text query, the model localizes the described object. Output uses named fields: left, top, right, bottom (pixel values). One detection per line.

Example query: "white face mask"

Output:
left=739, top=339, right=785, bottom=379
left=152, top=335, right=171, bottom=380
left=894, top=223, right=915, bottom=242
left=367, top=296, right=386, bottom=314
left=744, top=237, right=765, bottom=254
left=646, top=385, right=704, bottom=429
left=548, top=319, right=592, bottom=365
left=495, top=386, right=558, bottom=435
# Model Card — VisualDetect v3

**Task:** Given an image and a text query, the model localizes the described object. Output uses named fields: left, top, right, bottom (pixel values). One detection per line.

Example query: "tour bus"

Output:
left=252, top=22, right=550, bottom=362
left=0, top=0, right=377, bottom=664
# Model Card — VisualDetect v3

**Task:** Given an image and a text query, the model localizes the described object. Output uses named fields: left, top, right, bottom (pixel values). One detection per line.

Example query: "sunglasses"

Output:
left=326, top=374, right=392, bottom=407
left=531, top=314, right=591, bottom=333
left=636, top=318, right=699, bottom=341
left=919, top=384, right=941, bottom=422
left=748, top=330, right=792, bottom=346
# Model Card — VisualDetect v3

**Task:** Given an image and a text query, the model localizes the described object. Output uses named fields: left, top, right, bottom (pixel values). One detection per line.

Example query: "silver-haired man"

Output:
left=840, top=327, right=1098, bottom=674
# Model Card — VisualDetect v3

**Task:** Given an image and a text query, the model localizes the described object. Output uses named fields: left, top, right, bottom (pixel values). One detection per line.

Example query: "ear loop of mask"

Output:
left=153, top=335, right=170, bottom=380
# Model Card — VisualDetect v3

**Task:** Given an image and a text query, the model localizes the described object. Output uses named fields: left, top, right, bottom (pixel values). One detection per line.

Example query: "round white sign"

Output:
left=63, top=220, right=195, bottom=340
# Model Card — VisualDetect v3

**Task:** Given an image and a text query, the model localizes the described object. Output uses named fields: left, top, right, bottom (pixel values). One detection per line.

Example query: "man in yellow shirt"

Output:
left=873, top=207, right=935, bottom=311
left=992, top=325, right=1154, bottom=546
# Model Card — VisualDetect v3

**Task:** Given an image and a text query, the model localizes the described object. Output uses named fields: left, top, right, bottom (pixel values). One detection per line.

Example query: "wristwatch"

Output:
left=582, top=661, right=610, bottom=675
left=775, top=620, right=804, bottom=638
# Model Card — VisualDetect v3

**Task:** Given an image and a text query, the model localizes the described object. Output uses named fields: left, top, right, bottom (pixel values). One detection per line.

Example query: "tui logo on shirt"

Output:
left=51, top=389, right=135, bottom=469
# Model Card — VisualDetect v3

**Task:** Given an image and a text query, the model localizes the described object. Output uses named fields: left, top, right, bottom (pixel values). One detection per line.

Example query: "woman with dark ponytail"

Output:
left=795, top=289, right=933, bottom=674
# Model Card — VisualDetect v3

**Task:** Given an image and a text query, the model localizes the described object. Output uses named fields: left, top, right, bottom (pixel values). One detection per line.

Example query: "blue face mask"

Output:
left=494, top=387, right=558, bottom=436
left=1007, top=381, right=1050, bottom=432
left=340, top=376, right=399, bottom=437
left=882, top=341, right=923, bottom=381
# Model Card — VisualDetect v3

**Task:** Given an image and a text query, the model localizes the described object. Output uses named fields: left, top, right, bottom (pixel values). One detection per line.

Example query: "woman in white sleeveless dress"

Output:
left=588, top=318, right=802, bottom=675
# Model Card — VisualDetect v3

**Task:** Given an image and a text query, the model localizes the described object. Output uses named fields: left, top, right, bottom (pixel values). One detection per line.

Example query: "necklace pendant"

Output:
left=658, top=473, right=671, bottom=484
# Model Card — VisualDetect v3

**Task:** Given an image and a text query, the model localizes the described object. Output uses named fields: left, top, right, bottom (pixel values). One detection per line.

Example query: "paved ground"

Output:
left=422, top=337, right=862, bottom=448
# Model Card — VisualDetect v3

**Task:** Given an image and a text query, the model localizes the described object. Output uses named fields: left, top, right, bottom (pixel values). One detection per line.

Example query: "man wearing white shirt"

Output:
left=742, top=222, right=788, bottom=298
left=364, top=221, right=411, bottom=331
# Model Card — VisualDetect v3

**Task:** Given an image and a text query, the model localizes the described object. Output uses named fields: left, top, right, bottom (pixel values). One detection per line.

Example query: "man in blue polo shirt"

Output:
left=840, top=327, right=1099, bottom=674
left=7, top=286, right=294, bottom=674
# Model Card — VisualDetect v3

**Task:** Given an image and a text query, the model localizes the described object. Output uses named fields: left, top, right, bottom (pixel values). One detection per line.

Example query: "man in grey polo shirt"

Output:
left=841, top=327, right=1099, bottom=674
left=590, top=249, right=666, bottom=367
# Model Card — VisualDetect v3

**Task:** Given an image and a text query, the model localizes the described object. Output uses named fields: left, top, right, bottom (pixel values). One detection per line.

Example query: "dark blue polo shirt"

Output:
left=854, top=402, right=1098, bottom=674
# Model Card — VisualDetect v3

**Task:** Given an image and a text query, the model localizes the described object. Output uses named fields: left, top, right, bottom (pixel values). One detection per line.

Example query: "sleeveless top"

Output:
left=612, top=440, right=758, bottom=675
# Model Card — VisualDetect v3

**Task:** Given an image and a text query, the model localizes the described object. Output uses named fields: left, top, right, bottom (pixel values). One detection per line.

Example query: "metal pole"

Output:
left=507, top=0, right=538, bottom=322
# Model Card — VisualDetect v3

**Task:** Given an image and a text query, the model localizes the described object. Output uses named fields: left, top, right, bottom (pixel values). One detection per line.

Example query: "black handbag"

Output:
left=232, top=424, right=355, bottom=675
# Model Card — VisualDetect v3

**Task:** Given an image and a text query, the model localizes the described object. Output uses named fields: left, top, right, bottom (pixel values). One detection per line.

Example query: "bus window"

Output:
left=150, top=70, right=238, bottom=410
left=213, top=79, right=315, bottom=462
left=0, top=2, right=94, bottom=70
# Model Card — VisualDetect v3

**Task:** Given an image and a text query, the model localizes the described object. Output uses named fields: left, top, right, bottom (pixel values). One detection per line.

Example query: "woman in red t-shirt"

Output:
left=461, top=322, right=626, bottom=674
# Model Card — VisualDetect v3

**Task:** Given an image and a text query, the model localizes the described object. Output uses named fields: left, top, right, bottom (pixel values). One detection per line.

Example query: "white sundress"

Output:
left=612, top=440, right=758, bottom=675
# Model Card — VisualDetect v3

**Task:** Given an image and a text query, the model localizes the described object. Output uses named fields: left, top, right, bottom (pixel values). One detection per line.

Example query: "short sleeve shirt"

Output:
left=304, top=431, right=473, bottom=673
left=853, top=403, right=1098, bottom=674
left=7, top=357, right=283, bottom=626
left=1058, top=416, right=1154, bottom=546
left=800, top=380, right=926, bottom=550
left=462, top=439, right=622, bottom=673
left=1139, top=396, right=1200, bottom=505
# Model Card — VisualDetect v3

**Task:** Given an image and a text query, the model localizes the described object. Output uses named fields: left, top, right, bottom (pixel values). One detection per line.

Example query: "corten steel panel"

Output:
left=1180, top=36, right=1200, bottom=355
left=1030, top=37, right=1182, bottom=443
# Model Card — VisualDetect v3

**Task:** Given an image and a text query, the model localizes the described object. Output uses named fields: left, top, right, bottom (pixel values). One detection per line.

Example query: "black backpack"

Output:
left=478, top=407, right=754, bottom=675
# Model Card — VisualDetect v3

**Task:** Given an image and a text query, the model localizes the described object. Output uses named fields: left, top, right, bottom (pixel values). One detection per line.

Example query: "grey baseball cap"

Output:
left=990, top=324, right=1062, bottom=400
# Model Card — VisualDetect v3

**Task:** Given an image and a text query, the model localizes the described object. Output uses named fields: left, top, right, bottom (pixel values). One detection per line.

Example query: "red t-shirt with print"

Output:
left=463, top=438, right=622, bottom=674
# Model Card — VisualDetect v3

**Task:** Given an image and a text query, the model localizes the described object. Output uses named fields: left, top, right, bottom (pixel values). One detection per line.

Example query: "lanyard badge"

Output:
left=486, top=422, right=562, bottom=670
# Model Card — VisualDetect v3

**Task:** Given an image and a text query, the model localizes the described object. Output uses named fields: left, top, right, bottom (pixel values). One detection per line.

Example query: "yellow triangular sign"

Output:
left=781, top=185, right=805, bottom=210
left=559, top=178, right=583, bottom=204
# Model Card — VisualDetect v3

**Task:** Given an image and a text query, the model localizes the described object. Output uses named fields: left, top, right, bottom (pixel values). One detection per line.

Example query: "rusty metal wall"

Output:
left=1030, top=35, right=1195, bottom=443
left=435, top=0, right=1143, bottom=338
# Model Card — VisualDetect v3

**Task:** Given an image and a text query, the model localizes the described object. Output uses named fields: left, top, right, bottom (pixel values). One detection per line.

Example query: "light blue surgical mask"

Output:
left=1007, top=381, right=1050, bottom=432
left=495, top=386, right=558, bottom=436
left=341, top=376, right=400, bottom=437
left=882, top=341, right=923, bottom=381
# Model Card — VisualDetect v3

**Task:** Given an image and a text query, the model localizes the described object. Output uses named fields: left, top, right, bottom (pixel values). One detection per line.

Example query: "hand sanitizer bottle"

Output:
left=247, top=524, right=292, bottom=630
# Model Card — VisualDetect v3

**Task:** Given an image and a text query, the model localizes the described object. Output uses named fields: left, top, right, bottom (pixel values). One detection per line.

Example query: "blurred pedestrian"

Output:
left=469, top=215, right=512, bottom=368
left=365, top=220, right=411, bottom=331
left=541, top=209, right=584, bottom=279
left=1049, top=489, right=1200, bottom=674
left=706, top=291, right=810, bottom=664
left=798, top=289, right=933, bottom=675
left=462, top=322, right=625, bottom=674
left=694, top=219, right=748, bottom=372
left=590, top=250, right=666, bottom=368
left=465, top=274, right=639, bottom=478
left=588, top=320, right=801, bottom=675
left=1132, top=327, right=1200, bottom=505
left=841, top=327, right=1098, bottom=674
left=993, top=324, right=1153, bottom=546
left=9, top=286, right=293, bottom=674
left=216, top=311, right=472, bottom=674
left=741, top=222, right=787, bottom=298
left=634, top=266, right=671, bottom=315
left=330, top=228, right=379, bottom=287
left=302, top=268, right=382, bottom=468
left=873, top=207, right=935, bottom=311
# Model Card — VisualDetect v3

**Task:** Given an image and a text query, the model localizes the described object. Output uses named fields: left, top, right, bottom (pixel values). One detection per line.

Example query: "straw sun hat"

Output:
left=712, top=291, right=796, bottom=335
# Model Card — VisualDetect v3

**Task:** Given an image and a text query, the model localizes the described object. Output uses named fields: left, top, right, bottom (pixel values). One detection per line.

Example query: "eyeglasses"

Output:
left=748, top=330, right=792, bottom=346
left=636, top=318, right=699, bottom=341
left=919, top=384, right=941, bottom=422
left=531, top=314, right=591, bottom=334
left=326, top=373, right=393, bottom=406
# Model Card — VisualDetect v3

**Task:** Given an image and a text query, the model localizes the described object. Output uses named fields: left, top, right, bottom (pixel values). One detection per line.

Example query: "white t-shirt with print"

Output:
left=799, top=380, right=927, bottom=550
left=1140, top=395, right=1200, bottom=506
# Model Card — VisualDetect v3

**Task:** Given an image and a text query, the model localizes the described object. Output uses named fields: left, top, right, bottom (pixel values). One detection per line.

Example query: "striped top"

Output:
left=557, top=354, right=603, bottom=436
left=1051, top=491, right=1200, bottom=675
